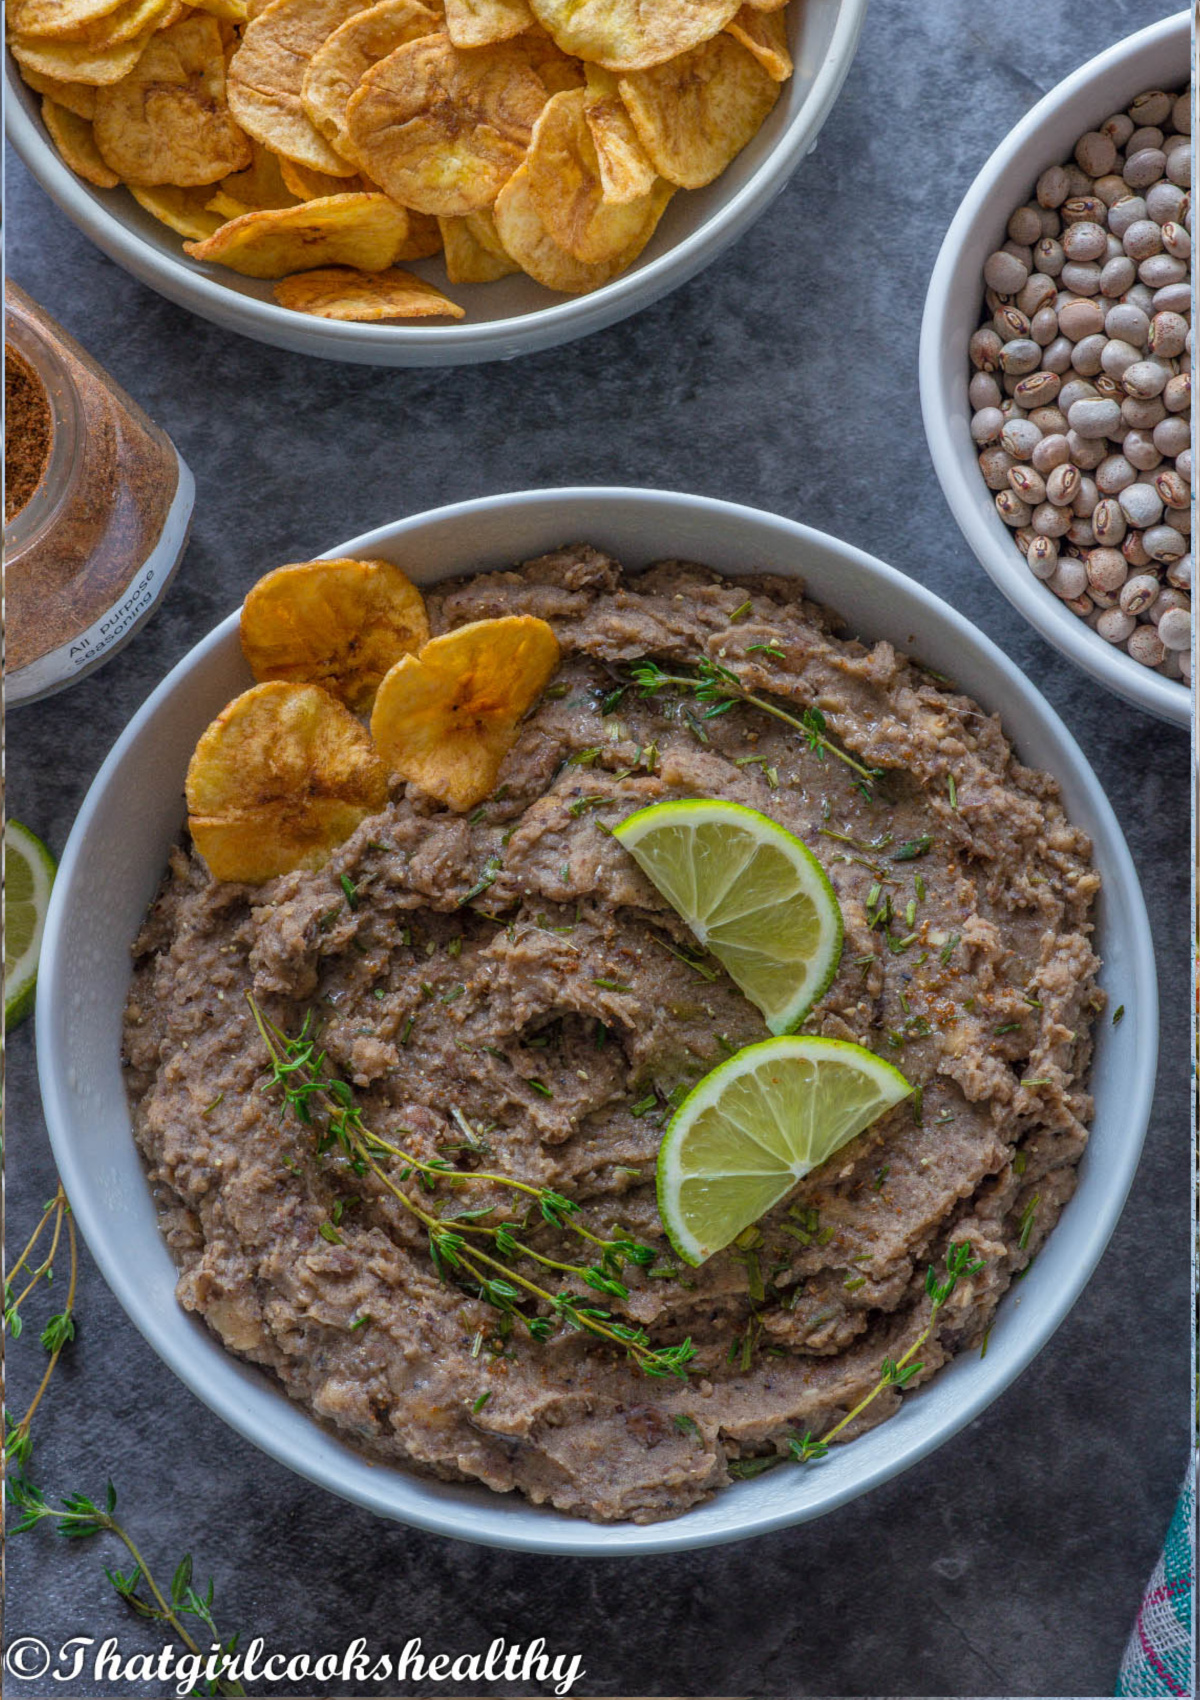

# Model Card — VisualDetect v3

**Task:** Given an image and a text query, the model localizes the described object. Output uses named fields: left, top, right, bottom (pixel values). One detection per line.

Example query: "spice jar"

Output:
left=5, top=282, right=194, bottom=705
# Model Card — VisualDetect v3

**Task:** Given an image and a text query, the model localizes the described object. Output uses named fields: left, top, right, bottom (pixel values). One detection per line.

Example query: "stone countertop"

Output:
left=5, top=2, right=1191, bottom=1694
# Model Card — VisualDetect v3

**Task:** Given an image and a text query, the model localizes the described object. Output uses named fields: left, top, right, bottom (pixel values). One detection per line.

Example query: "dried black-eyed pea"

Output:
left=1120, top=573, right=1162, bottom=615
left=1123, top=530, right=1153, bottom=569
left=1009, top=465, right=1046, bottom=503
left=971, top=407, right=1005, bottom=444
left=1162, top=372, right=1190, bottom=412
left=1033, top=501, right=1071, bottom=538
left=1093, top=497, right=1128, bottom=545
left=1066, top=518, right=1096, bottom=548
left=996, top=490, right=1032, bottom=526
left=970, top=328, right=1003, bottom=370
left=1143, top=524, right=1187, bottom=563
left=1049, top=558, right=1088, bottom=600
left=1127, top=624, right=1166, bottom=666
left=1045, top=463, right=1081, bottom=506
left=1032, top=432, right=1072, bottom=474
left=1027, top=535, right=1059, bottom=579
left=1098, top=607, right=1137, bottom=643
left=1155, top=467, right=1190, bottom=507
left=1087, top=547, right=1129, bottom=593
left=979, top=446, right=1016, bottom=489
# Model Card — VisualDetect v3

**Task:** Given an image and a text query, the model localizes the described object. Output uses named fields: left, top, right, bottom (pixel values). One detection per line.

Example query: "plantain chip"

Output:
left=77, top=0, right=181, bottom=49
left=240, top=558, right=430, bottom=709
left=183, top=192, right=411, bottom=276
left=131, top=182, right=228, bottom=238
left=279, top=155, right=366, bottom=197
left=582, top=64, right=654, bottom=202
left=494, top=156, right=669, bottom=291
left=526, top=86, right=663, bottom=263
left=725, top=4, right=791, bottom=81
left=443, top=0, right=531, bottom=49
left=301, top=0, right=441, bottom=154
left=41, top=95, right=120, bottom=186
left=527, top=0, right=740, bottom=71
left=517, top=23, right=584, bottom=92
left=190, top=0, right=251, bottom=18
left=215, top=138, right=299, bottom=207
left=9, top=27, right=155, bottom=85
left=274, top=264, right=463, bottom=317
left=371, top=616, right=560, bottom=811
left=93, top=15, right=252, bottom=184
left=14, top=66, right=98, bottom=118
left=228, top=0, right=367, bottom=176
left=618, top=32, right=777, bottom=189
left=8, top=0, right=127, bottom=39
left=439, top=210, right=519, bottom=281
left=344, top=32, right=546, bottom=216
left=186, top=681, right=389, bottom=884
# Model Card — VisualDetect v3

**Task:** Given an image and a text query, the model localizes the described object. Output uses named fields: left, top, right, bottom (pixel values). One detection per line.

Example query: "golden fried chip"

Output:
left=93, top=15, right=252, bottom=184
left=618, top=33, right=777, bottom=189
left=279, top=156, right=366, bottom=198
left=301, top=0, right=440, bottom=155
left=183, top=192, right=411, bottom=276
left=517, top=24, right=584, bottom=92
left=527, top=87, right=663, bottom=263
left=8, top=0, right=127, bottom=39
left=228, top=0, right=367, bottom=176
left=371, top=616, right=560, bottom=811
left=186, top=682, right=389, bottom=884
left=190, top=0, right=250, bottom=19
left=41, top=95, right=120, bottom=186
left=241, top=558, right=431, bottom=710
left=78, top=0, right=180, bottom=49
left=744, top=0, right=787, bottom=10
left=344, top=32, right=546, bottom=216
left=444, top=0, right=531, bottom=49
left=14, top=65, right=97, bottom=119
left=582, top=64, right=654, bottom=203
left=494, top=156, right=669, bottom=291
left=216, top=139, right=299, bottom=208
left=528, top=0, right=740, bottom=71
left=439, top=211, right=518, bottom=281
left=10, top=27, right=153, bottom=85
left=274, top=264, right=463, bottom=317
left=131, top=183, right=228, bottom=238
left=725, top=4, right=791, bottom=81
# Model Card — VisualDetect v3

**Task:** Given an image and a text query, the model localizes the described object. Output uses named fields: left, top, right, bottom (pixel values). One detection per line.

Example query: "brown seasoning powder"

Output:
left=6, top=283, right=180, bottom=673
left=5, top=344, right=52, bottom=521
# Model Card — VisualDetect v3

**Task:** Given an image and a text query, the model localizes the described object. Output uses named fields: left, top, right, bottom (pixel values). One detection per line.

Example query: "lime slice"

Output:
left=5, top=821, right=56, bottom=1031
left=612, top=799, right=843, bottom=1035
left=657, top=1036, right=912, bottom=1264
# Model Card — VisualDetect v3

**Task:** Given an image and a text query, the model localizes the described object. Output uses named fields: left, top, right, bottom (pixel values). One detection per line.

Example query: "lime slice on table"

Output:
left=658, top=1037, right=913, bottom=1265
left=612, top=799, right=844, bottom=1036
left=5, top=821, right=56, bottom=1031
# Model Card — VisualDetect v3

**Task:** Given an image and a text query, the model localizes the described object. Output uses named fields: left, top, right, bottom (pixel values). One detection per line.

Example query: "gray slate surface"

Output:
left=5, top=2, right=1191, bottom=1694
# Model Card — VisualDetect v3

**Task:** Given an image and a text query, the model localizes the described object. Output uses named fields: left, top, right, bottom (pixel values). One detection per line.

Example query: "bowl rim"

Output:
left=36, top=485, right=1159, bottom=1554
left=4, top=0, right=868, bottom=364
left=918, top=8, right=1192, bottom=731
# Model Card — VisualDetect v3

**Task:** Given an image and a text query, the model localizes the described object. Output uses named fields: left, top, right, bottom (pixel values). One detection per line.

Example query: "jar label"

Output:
left=9, top=454, right=195, bottom=707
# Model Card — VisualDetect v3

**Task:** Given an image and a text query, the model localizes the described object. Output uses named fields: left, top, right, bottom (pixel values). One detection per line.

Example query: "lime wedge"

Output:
left=612, top=799, right=843, bottom=1035
left=657, top=1036, right=912, bottom=1264
left=6, top=820, right=56, bottom=1031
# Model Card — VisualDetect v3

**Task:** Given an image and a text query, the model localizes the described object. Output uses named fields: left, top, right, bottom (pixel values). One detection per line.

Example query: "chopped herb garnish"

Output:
left=674, top=1413, right=701, bottom=1438
left=892, top=835, right=932, bottom=862
left=630, top=1093, right=658, bottom=1117
left=994, top=1022, right=1021, bottom=1036
left=947, top=774, right=958, bottom=810
left=1112, top=1004, right=1125, bottom=1025
left=440, top=984, right=465, bottom=1005
left=568, top=794, right=610, bottom=818
left=526, top=1079, right=553, bottom=1098
left=873, top=1166, right=890, bottom=1191
left=746, top=642, right=786, bottom=659
left=201, top=1093, right=224, bottom=1116
left=939, top=934, right=961, bottom=967
left=339, top=875, right=359, bottom=910
left=471, top=1391, right=491, bottom=1413
left=729, top=600, right=753, bottom=623
left=460, top=854, right=502, bottom=906
left=592, top=977, right=632, bottom=992
left=398, top=1015, right=415, bottom=1045
left=318, top=1221, right=343, bottom=1245
left=1013, top=1150, right=1028, bottom=1175
left=843, top=1275, right=866, bottom=1292
left=349, top=1314, right=370, bottom=1331
left=914, top=873, right=926, bottom=902
left=1017, top=1193, right=1039, bottom=1252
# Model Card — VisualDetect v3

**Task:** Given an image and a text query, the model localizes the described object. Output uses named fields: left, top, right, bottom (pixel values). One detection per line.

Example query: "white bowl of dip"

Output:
left=5, top=0, right=866, bottom=368
left=919, top=10, right=1191, bottom=729
left=37, top=486, right=1157, bottom=1554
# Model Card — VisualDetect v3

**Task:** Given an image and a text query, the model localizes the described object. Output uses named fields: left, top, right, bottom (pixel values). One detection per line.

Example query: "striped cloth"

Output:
left=1117, top=1463, right=1195, bottom=1697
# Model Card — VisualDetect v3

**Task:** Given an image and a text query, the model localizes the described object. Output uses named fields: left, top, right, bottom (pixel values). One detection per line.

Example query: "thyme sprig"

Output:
left=785, top=1241, right=983, bottom=1464
left=629, top=657, right=884, bottom=798
left=248, top=998, right=695, bottom=1380
left=6, top=1478, right=244, bottom=1698
left=4, top=1185, right=78, bottom=1465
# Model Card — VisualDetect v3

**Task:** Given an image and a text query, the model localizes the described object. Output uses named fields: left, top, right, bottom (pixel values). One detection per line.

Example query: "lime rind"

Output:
left=612, top=799, right=844, bottom=1035
left=656, top=1035, right=913, bottom=1266
left=5, top=820, right=57, bottom=1032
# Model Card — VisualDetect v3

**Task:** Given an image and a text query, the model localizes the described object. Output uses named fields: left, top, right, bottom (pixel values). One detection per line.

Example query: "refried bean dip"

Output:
left=124, top=547, right=1101, bottom=1523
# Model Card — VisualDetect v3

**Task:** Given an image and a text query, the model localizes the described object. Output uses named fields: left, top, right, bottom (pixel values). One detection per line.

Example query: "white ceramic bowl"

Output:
left=37, top=487, right=1157, bottom=1555
left=920, top=11, right=1191, bottom=730
left=6, top=1, right=865, bottom=368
